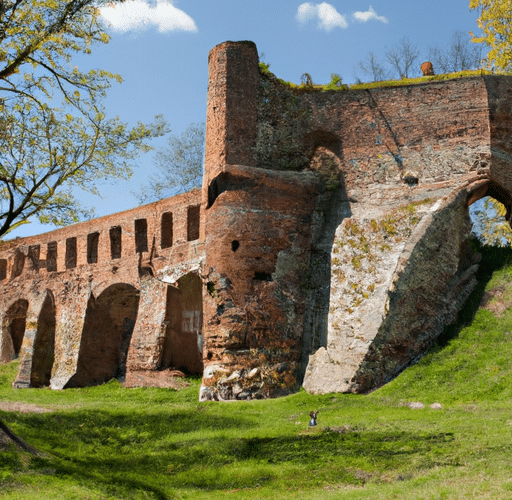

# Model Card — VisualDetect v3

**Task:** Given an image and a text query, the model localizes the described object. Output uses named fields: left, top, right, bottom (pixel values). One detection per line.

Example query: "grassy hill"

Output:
left=2, top=242, right=512, bottom=499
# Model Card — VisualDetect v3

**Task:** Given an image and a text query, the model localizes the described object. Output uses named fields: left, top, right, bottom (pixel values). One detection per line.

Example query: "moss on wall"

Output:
left=256, top=72, right=313, bottom=171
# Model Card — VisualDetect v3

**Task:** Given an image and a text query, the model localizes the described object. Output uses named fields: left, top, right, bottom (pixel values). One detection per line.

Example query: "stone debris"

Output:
left=406, top=401, right=425, bottom=409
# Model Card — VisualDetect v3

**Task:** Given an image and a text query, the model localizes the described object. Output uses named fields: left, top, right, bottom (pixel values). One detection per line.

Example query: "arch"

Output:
left=467, top=180, right=512, bottom=224
left=304, top=130, right=345, bottom=193
left=160, top=272, right=203, bottom=374
left=305, top=130, right=342, bottom=161
left=300, top=131, right=351, bottom=377
left=30, top=290, right=56, bottom=388
left=65, top=283, right=139, bottom=388
left=2, top=299, right=29, bottom=361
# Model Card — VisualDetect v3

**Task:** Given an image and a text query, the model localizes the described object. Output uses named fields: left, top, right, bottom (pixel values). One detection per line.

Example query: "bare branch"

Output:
left=386, top=37, right=420, bottom=79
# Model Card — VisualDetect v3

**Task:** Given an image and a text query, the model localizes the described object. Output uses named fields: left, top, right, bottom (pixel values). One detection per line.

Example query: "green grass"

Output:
left=3, top=243, right=512, bottom=499
left=259, top=62, right=494, bottom=93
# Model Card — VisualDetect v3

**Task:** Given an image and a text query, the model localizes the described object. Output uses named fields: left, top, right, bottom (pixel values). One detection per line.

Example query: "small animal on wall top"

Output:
left=420, top=61, right=435, bottom=76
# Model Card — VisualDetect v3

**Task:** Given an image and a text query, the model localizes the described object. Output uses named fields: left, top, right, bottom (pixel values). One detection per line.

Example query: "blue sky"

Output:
left=11, top=0, right=483, bottom=238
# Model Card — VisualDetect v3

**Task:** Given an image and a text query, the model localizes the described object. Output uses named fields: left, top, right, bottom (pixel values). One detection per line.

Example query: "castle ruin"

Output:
left=1, top=41, right=511, bottom=400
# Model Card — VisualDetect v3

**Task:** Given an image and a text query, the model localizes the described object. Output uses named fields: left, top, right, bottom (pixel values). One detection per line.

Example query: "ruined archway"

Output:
left=1, top=299, right=29, bottom=362
left=30, top=291, right=56, bottom=388
left=468, top=180, right=512, bottom=246
left=65, top=283, right=139, bottom=388
left=300, top=131, right=351, bottom=374
left=467, top=180, right=512, bottom=218
left=160, top=273, right=203, bottom=374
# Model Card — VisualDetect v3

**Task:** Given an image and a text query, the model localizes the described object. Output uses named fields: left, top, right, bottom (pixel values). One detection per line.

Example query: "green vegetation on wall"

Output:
left=259, top=62, right=493, bottom=93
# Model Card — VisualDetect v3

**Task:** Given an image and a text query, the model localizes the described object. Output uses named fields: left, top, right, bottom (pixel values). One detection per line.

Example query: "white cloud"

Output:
left=352, top=5, right=388, bottom=24
left=296, top=2, right=348, bottom=31
left=100, top=0, right=198, bottom=34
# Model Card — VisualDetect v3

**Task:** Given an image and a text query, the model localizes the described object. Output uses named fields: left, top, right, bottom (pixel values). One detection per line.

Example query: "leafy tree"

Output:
left=357, top=52, right=388, bottom=81
left=385, top=37, right=420, bottom=79
left=470, top=197, right=512, bottom=246
left=428, top=30, right=483, bottom=73
left=0, top=0, right=168, bottom=238
left=136, top=122, right=204, bottom=204
left=470, top=0, right=512, bottom=73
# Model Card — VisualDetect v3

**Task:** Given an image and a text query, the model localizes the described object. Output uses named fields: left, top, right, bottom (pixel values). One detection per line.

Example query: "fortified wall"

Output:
left=1, top=41, right=512, bottom=400
left=0, top=191, right=204, bottom=389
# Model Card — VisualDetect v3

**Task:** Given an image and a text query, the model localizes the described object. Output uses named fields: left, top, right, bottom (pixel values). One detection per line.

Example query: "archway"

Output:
left=65, top=284, right=139, bottom=388
left=2, top=299, right=29, bottom=362
left=300, top=131, right=351, bottom=376
left=160, top=273, right=203, bottom=374
left=30, top=291, right=56, bottom=388
left=468, top=181, right=512, bottom=247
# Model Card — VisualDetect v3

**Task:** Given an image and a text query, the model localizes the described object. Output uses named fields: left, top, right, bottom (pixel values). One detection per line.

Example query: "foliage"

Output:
left=470, top=0, right=512, bottom=73
left=260, top=60, right=490, bottom=95
left=323, top=73, right=344, bottom=90
left=0, top=0, right=168, bottom=238
left=470, top=196, right=512, bottom=246
left=428, top=30, right=483, bottom=73
left=136, top=122, right=205, bottom=204
left=5, top=244, right=512, bottom=499
left=258, top=61, right=271, bottom=75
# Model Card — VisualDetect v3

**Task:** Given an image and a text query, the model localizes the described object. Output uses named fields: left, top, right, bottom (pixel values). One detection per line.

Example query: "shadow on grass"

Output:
left=436, top=242, right=512, bottom=347
left=3, top=409, right=459, bottom=496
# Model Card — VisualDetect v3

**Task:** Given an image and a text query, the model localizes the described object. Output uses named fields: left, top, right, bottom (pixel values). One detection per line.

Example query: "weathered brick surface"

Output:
left=1, top=41, right=512, bottom=398
left=0, top=190, right=204, bottom=389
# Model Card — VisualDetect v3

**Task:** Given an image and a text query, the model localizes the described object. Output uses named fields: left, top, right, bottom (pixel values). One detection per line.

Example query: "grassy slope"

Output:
left=2, top=244, right=512, bottom=499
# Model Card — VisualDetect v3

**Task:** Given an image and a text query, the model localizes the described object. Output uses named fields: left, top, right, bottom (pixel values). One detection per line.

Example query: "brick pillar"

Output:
left=125, top=277, right=168, bottom=372
left=202, top=40, right=260, bottom=202
left=50, top=291, right=90, bottom=389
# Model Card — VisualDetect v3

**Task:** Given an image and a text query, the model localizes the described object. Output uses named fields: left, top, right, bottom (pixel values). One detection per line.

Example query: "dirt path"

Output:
left=0, top=402, right=52, bottom=413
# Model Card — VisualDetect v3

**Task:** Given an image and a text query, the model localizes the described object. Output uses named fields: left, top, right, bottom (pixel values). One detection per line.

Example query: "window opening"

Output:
left=46, top=242, right=57, bottom=272
left=161, top=212, right=173, bottom=249
left=135, top=219, right=148, bottom=253
left=11, top=250, right=25, bottom=278
left=187, top=205, right=200, bottom=241
left=87, top=232, right=99, bottom=264
left=110, top=226, right=122, bottom=259
left=65, top=237, right=77, bottom=269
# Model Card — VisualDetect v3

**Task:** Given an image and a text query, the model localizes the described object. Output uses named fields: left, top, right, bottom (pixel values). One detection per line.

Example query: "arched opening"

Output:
left=160, top=273, right=203, bottom=374
left=30, top=291, right=56, bottom=388
left=65, top=283, right=139, bottom=388
left=300, top=131, right=351, bottom=377
left=468, top=181, right=512, bottom=247
left=2, top=299, right=29, bottom=361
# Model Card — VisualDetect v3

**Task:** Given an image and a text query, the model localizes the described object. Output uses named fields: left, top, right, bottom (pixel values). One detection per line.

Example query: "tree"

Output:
left=470, top=197, right=512, bottom=246
left=136, top=122, right=204, bottom=204
left=429, top=31, right=483, bottom=73
left=0, top=0, right=168, bottom=238
left=357, top=52, right=388, bottom=81
left=385, top=37, right=420, bottom=79
left=470, top=0, right=512, bottom=73
left=385, top=37, right=419, bottom=79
